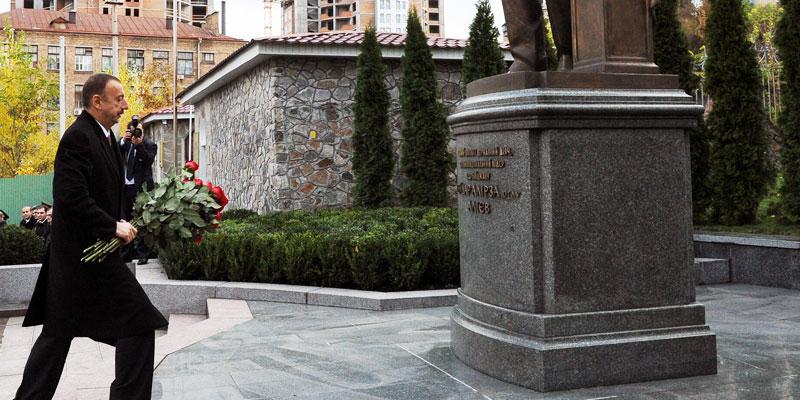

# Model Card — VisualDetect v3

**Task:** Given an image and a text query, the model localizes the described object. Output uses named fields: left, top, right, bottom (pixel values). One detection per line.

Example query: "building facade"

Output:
left=0, top=8, right=244, bottom=129
left=178, top=32, right=511, bottom=212
left=281, top=0, right=442, bottom=37
left=11, top=0, right=213, bottom=27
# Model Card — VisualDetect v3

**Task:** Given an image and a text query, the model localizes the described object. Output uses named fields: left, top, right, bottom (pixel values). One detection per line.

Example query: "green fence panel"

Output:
left=0, top=174, right=54, bottom=225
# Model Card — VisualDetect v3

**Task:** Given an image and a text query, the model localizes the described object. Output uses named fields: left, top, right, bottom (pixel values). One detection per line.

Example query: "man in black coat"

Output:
left=32, top=205, right=50, bottom=240
left=19, top=206, right=36, bottom=229
left=120, top=118, right=157, bottom=265
left=15, top=73, right=168, bottom=400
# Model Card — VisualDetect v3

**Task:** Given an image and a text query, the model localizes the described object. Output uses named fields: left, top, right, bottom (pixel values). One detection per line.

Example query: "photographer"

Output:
left=119, top=115, right=157, bottom=264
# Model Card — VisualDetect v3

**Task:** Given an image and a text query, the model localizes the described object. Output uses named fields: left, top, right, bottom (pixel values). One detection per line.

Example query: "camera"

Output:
left=127, top=115, right=142, bottom=139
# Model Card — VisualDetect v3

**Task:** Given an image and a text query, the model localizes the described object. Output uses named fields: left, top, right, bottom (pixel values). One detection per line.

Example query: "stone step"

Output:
left=694, top=258, right=730, bottom=285
left=0, top=303, right=28, bottom=318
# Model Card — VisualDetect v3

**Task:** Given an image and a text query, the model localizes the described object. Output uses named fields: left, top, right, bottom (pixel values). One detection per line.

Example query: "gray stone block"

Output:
left=449, top=87, right=716, bottom=391
left=694, top=233, right=800, bottom=289
left=141, top=282, right=218, bottom=315
left=0, top=264, right=40, bottom=304
left=215, top=282, right=317, bottom=304
left=694, top=258, right=730, bottom=285
left=307, top=288, right=383, bottom=311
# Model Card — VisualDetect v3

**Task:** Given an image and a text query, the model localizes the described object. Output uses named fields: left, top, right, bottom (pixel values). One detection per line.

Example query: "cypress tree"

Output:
left=653, top=0, right=711, bottom=222
left=352, top=27, right=394, bottom=207
left=462, top=0, right=506, bottom=84
left=704, top=0, right=773, bottom=224
left=776, top=0, right=800, bottom=221
left=399, top=9, right=451, bottom=207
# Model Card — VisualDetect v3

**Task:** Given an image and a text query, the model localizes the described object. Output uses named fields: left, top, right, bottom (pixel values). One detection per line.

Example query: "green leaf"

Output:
left=179, top=226, right=193, bottom=239
left=182, top=209, right=207, bottom=227
left=164, top=197, right=180, bottom=212
left=153, top=185, right=167, bottom=199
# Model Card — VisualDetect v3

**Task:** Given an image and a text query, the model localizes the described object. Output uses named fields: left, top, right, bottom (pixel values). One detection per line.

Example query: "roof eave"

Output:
left=180, top=40, right=509, bottom=105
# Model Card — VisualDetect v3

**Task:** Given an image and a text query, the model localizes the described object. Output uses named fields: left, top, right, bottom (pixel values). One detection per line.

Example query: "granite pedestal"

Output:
left=447, top=78, right=717, bottom=392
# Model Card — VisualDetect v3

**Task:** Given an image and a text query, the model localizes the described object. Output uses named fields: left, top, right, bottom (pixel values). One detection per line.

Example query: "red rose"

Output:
left=194, top=234, right=203, bottom=245
left=184, top=160, right=199, bottom=172
left=216, top=210, right=222, bottom=221
left=181, top=178, right=190, bottom=183
left=206, top=181, right=214, bottom=191
left=211, top=186, right=229, bottom=208
left=194, top=178, right=204, bottom=186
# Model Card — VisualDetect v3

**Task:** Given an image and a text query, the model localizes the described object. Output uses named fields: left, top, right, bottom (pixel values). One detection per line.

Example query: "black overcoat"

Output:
left=23, top=111, right=168, bottom=341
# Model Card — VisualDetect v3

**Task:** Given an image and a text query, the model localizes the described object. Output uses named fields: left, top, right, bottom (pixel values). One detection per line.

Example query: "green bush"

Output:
left=159, top=207, right=460, bottom=291
left=220, top=208, right=258, bottom=221
left=0, top=225, right=45, bottom=265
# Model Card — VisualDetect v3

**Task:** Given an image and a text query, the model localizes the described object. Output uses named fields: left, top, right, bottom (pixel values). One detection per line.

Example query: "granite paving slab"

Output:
left=152, top=284, right=800, bottom=399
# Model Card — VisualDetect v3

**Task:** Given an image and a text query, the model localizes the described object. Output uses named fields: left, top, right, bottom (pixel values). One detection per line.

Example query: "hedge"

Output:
left=0, top=225, right=45, bottom=265
left=159, top=207, right=460, bottom=291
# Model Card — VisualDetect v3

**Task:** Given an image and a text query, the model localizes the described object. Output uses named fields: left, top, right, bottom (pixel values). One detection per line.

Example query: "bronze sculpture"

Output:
left=502, top=0, right=572, bottom=71
left=501, top=0, right=660, bottom=73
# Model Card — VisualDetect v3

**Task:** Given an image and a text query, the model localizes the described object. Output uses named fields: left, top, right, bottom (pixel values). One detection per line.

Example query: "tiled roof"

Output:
left=0, top=9, right=242, bottom=42
left=254, top=31, right=485, bottom=49
left=141, top=105, right=194, bottom=122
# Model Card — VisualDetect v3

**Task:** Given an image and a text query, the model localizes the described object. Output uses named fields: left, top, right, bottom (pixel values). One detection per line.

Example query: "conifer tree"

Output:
left=399, top=9, right=451, bottom=207
left=653, top=0, right=711, bottom=222
left=704, top=0, right=773, bottom=224
left=776, top=0, right=800, bottom=221
left=462, top=0, right=506, bottom=84
left=352, top=27, right=394, bottom=207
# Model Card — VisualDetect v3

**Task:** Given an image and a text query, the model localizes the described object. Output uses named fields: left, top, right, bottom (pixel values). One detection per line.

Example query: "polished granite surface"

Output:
left=153, top=284, right=800, bottom=400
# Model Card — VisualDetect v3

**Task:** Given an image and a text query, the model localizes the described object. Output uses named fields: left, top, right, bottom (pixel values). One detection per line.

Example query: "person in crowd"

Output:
left=0, top=209, right=8, bottom=228
left=19, top=206, right=36, bottom=229
left=120, top=116, right=157, bottom=265
left=15, top=73, right=167, bottom=400
left=45, top=207, right=53, bottom=224
left=32, top=205, right=50, bottom=240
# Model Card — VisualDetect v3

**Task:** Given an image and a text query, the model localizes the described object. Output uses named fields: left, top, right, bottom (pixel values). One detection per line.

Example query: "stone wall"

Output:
left=196, top=55, right=463, bottom=212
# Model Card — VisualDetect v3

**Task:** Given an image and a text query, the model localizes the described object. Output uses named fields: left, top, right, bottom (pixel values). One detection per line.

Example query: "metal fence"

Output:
left=0, top=174, right=53, bottom=225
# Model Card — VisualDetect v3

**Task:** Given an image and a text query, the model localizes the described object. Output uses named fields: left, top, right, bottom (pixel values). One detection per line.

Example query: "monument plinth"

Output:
left=448, top=85, right=717, bottom=391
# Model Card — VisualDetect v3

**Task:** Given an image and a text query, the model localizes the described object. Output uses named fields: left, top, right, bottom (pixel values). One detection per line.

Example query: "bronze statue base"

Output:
left=466, top=71, right=680, bottom=98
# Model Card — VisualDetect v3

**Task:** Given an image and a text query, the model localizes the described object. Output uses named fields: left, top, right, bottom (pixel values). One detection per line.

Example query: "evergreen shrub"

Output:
left=0, top=225, right=45, bottom=265
left=220, top=208, right=258, bottom=221
left=159, top=207, right=460, bottom=291
left=776, top=0, right=800, bottom=221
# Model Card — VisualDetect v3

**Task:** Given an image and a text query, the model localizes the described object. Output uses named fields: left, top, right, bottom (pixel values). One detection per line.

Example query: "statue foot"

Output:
left=557, top=55, right=573, bottom=71
left=508, top=59, right=548, bottom=73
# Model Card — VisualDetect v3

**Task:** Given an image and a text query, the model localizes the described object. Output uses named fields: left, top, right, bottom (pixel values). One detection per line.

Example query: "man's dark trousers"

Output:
left=14, top=332, right=155, bottom=400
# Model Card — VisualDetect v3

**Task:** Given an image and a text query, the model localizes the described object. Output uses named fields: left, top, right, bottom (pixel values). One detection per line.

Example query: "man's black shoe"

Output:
left=137, top=259, right=148, bottom=265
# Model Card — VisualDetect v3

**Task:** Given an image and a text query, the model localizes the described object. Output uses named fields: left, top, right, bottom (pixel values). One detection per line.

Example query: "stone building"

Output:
left=179, top=31, right=511, bottom=212
left=0, top=8, right=244, bottom=131
left=141, top=105, right=195, bottom=179
left=11, top=0, right=213, bottom=27
left=281, top=0, right=443, bottom=37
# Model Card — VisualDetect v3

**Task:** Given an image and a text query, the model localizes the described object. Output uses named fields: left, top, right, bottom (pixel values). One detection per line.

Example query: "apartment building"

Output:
left=11, top=0, right=213, bottom=27
left=0, top=8, right=244, bottom=126
left=281, top=0, right=443, bottom=37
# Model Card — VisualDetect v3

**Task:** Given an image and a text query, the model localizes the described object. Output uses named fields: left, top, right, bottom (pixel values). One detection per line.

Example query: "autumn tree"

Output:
left=0, top=25, right=58, bottom=178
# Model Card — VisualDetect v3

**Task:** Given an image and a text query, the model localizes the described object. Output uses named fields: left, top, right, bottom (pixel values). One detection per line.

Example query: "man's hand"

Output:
left=115, top=220, right=137, bottom=244
left=123, top=129, right=133, bottom=142
left=131, top=135, right=143, bottom=146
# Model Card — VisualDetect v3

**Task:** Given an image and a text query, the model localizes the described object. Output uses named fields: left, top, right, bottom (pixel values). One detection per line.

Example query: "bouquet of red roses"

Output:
left=82, top=160, right=229, bottom=262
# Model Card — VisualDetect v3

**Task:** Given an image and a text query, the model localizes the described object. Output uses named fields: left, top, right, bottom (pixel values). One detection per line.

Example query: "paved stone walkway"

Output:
left=152, top=284, right=800, bottom=400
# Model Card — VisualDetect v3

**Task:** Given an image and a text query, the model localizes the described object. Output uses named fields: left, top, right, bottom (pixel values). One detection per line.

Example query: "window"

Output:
left=47, top=46, right=60, bottom=70
left=102, top=7, right=109, bottom=14
left=75, top=47, right=93, bottom=72
left=127, top=49, right=144, bottom=71
left=202, top=52, right=214, bottom=64
left=177, top=51, right=193, bottom=75
left=24, top=45, right=38, bottom=66
left=152, top=50, right=169, bottom=66
left=125, top=8, right=131, bottom=16
left=134, top=8, right=139, bottom=17
left=74, top=84, right=83, bottom=110
left=396, top=14, right=401, bottom=25
left=101, top=48, right=113, bottom=73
